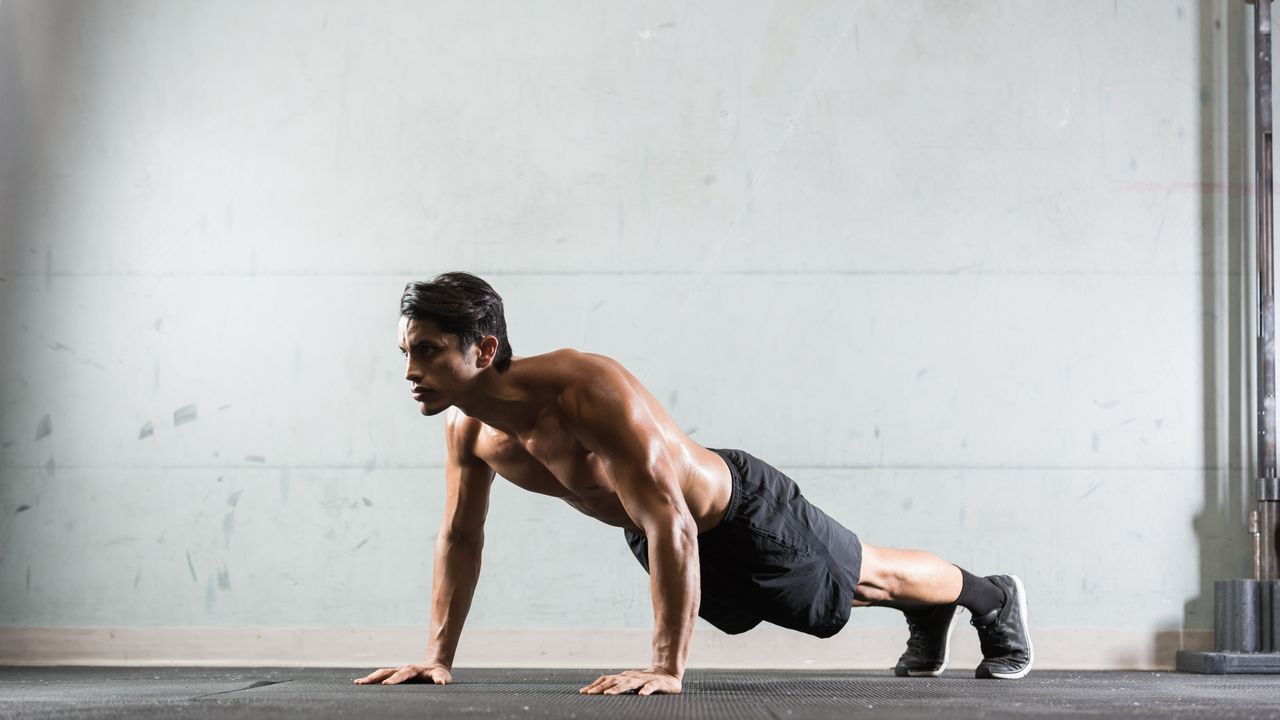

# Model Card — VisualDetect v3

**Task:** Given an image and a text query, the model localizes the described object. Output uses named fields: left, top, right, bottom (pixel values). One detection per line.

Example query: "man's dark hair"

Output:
left=400, top=272, right=514, bottom=373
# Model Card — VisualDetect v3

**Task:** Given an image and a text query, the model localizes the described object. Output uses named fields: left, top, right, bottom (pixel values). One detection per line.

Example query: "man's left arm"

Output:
left=565, top=372, right=698, bottom=696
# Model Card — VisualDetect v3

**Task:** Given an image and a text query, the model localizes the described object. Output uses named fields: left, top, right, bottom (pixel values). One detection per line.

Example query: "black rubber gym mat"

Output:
left=3, top=667, right=1280, bottom=720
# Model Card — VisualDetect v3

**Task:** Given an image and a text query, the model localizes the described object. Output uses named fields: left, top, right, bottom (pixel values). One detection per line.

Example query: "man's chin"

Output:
left=419, top=401, right=447, bottom=416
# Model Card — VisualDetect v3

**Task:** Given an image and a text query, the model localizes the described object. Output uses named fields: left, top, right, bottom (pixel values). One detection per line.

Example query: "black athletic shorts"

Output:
left=623, top=447, right=863, bottom=639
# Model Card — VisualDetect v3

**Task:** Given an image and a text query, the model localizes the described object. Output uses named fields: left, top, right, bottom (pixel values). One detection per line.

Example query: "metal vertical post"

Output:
left=1255, top=0, right=1280, bottom=583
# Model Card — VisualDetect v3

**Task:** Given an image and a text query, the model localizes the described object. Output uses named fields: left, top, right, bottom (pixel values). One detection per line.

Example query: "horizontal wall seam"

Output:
left=0, top=270, right=1253, bottom=279
left=0, top=463, right=1256, bottom=472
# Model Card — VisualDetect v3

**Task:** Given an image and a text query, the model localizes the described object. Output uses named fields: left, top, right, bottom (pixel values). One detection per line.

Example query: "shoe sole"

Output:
left=905, top=606, right=960, bottom=678
left=985, top=574, right=1034, bottom=680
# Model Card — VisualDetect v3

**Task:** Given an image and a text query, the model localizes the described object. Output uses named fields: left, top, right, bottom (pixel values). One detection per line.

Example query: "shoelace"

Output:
left=903, top=613, right=940, bottom=655
left=974, top=613, right=1024, bottom=659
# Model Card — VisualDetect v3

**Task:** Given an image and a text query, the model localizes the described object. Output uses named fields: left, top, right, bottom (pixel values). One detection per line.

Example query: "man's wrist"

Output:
left=424, top=652, right=452, bottom=668
left=648, top=662, right=683, bottom=680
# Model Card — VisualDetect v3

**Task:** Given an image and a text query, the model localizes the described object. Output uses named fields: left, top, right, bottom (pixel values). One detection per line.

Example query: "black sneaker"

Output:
left=971, top=574, right=1033, bottom=679
left=893, top=604, right=961, bottom=677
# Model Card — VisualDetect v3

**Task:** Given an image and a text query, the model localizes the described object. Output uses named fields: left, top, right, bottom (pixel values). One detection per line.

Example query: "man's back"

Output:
left=445, top=348, right=732, bottom=533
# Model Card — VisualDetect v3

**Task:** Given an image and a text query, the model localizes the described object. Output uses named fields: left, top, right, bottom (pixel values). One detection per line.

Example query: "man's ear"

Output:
left=475, top=336, right=499, bottom=369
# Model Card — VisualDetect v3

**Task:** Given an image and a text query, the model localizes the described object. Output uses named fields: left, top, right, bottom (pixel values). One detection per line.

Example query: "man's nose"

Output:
left=404, top=358, right=421, bottom=383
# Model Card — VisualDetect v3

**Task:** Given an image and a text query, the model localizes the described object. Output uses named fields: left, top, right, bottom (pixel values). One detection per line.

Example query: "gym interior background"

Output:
left=0, top=0, right=1263, bottom=672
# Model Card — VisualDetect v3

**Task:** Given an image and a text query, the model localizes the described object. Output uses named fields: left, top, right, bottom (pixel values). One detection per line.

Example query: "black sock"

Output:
left=954, top=566, right=1005, bottom=620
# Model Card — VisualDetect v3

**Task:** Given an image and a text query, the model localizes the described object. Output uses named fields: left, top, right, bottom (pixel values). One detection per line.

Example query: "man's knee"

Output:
left=854, top=543, right=893, bottom=602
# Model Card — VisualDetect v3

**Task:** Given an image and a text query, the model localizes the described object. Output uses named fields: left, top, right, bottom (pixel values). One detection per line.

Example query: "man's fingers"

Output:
left=603, top=677, right=642, bottom=695
left=585, top=676, right=622, bottom=695
left=385, top=672, right=415, bottom=684
left=589, top=677, right=618, bottom=694
left=354, top=664, right=453, bottom=687
left=353, top=668, right=394, bottom=684
left=580, top=669, right=681, bottom=696
left=638, top=682, right=658, bottom=696
left=579, top=675, right=610, bottom=694
left=382, top=668, right=417, bottom=685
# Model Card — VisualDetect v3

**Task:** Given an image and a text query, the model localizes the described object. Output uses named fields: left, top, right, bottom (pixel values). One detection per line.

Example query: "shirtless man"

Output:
left=354, top=272, right=1032, bottom=695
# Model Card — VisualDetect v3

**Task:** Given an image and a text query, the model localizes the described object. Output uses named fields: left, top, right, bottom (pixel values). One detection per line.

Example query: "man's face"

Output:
left=398, top=316, right=481, bottom=416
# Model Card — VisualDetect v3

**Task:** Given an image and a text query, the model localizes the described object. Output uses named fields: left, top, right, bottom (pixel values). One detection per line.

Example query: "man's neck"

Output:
left=451, top=358, right=539, bottom=435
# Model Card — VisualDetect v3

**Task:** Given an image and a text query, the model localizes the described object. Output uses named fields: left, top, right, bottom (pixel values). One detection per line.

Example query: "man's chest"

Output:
left=474, top=414, right=613, bottom=499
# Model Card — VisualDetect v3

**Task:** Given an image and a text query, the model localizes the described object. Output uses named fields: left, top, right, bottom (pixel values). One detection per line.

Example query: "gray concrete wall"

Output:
left=0, top=0, right=1261, bottom=665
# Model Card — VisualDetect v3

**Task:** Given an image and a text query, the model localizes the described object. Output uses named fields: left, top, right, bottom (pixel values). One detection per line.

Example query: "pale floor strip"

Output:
left=0, top=627, right=1213, bottom=671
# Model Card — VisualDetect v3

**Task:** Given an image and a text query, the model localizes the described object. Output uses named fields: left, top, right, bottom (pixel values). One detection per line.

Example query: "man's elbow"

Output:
left=438, top=526, right=485, bottom=550
left=641, top=511, right=698, bottom=552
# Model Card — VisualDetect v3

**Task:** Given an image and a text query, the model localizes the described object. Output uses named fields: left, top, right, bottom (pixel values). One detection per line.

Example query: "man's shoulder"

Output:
left=527, top=347, right=621, bottom=371
left=520, top=348, right=632, bottom=391
left=444, top=407, right=487, bottom=460
left=538, top=351, right=640, bottom=423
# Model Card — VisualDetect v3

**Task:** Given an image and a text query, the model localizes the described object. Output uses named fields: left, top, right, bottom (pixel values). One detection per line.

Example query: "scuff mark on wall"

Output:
left=43, top=341, right=105, bottom=369
left=34, top=415, right=51, bottom=440
left=138, top=421, right=154, bottom=439
left=223, top=490, right=242, bottom=549
left=222, top=511, right=236, bottom=549
left=186, top=550, right=198, bottom=582
left=174, top=405, right=198, bottom=427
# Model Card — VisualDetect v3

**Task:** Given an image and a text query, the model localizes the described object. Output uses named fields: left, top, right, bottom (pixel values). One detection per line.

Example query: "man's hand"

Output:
left=579, top=667, right=682, bottom=696
left=353, top=662, right=452, bottom=686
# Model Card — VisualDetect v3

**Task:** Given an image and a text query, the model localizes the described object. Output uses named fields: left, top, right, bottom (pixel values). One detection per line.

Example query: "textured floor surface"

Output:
left=2, top=667, right=1280, bottom=719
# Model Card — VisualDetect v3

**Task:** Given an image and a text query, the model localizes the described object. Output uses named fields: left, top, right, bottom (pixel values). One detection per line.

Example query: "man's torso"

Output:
left=449, top=350, right=732, bottom=534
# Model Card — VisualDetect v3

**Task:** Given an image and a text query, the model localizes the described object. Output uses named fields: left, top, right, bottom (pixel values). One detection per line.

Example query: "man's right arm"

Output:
left=424, top=412, right=495, bottom=668
left=354, top=410, right=495, bottom=685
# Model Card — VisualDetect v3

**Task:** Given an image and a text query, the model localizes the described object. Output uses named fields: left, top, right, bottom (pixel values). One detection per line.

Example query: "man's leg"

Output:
left=852, top=543, right=1001, bottom=613
left=854, top=542, right=1033, bottom=679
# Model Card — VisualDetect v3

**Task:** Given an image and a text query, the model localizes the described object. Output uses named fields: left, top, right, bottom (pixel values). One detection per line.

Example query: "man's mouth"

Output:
left=412, top=387, right=433, bottom=400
